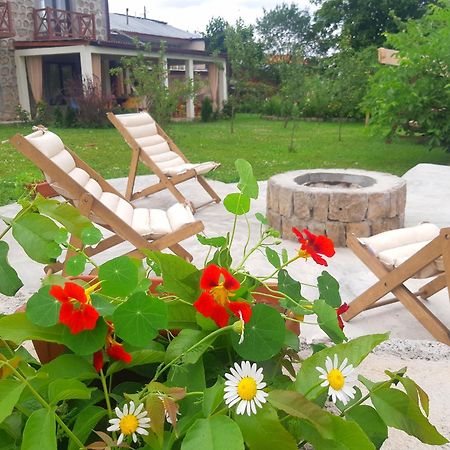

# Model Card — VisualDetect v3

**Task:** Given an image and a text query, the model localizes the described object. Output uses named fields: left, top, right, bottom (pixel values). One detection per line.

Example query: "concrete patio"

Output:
left=1, top=163, right=449, bottom=448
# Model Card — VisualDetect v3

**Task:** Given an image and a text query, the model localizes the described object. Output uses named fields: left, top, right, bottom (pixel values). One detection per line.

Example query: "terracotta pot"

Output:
left=26, top=181, right=59, bottom=198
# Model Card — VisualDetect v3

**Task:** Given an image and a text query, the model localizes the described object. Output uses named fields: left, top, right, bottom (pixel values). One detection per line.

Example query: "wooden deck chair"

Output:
left=342, top=223, right=450, bottom=345
left=107, top=111, right=221, bottom=212
left=10, top=128, right=204, bottom=275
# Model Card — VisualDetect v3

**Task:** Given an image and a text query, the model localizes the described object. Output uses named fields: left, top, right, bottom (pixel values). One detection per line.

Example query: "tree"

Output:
left=256, top=3, right=313, bottom=56
left=312, top=0, right=438, bottom=51
left=224, top=19, right=264, bottom=132
left=112, top=42, right=196, bottom=125
left=363, top=1, right=450, bottom=149
left=203, top=17, right=229, bottom=53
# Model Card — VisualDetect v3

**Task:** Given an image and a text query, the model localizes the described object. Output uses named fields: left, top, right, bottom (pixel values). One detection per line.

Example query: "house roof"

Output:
left=109, top=13, right=202, bottom=41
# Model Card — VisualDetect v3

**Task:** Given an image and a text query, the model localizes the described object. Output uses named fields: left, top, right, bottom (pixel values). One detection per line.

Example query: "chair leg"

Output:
left=197, top=175, right=221, bottom=204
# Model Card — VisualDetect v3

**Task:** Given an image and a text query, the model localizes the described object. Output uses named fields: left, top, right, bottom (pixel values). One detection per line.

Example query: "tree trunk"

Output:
left=230, top=106, right=235, bottom=134
left=288, top=118, right=298, bottom=152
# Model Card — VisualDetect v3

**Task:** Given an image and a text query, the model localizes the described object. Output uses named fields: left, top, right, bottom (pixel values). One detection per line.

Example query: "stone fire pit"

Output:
left=267, top=169, right=406, bottom=247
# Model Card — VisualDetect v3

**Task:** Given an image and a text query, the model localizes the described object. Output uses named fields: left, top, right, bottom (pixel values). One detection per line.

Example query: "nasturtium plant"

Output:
left=0, top=162, right=447, bottom=449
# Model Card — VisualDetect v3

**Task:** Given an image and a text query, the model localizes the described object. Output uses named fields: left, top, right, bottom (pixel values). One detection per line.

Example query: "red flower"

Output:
left=93, top=350, right=104, bottom=372
left=292, top=228, right=335, bottom=266
left=336, top=303, right=349, bottom=330
left=194, top=264, right=252, bottom=328
left=50, top=282, right=99, bottom=334
left=107, top=342, right=132, bottom=363
left=92, top=322, right=132, bottom=371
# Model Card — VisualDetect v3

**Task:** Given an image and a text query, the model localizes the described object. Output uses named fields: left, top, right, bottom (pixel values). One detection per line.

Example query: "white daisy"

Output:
left=316, top=354, right=357, bottom=405
left=107, top=401, right=151, bottom=445
left=224, top=361, right=268, bottom=415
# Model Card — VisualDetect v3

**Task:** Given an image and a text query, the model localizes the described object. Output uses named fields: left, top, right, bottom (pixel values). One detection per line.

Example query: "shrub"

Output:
left=200, top=96, right=214, bottom=122
left=363, top=2, right=450, bottom=149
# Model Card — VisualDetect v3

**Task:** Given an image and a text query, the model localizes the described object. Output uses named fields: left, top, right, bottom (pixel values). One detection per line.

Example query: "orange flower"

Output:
left=194, top=265, right=252, bottom=328
left=292, top=228, right=335, bottom=266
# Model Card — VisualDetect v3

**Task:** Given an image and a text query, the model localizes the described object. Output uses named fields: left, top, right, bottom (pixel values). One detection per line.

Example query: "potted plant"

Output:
left=0, top=160, right=447, bottom=449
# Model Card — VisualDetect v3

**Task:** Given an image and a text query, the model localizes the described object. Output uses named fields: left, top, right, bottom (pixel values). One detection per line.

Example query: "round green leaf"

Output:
left=113, top=292, right=168, bottom=347
left=231, top=304, right=285, bottom=361
left=81, top=226, right=102, bottom=246
left=98, top=256, right=139, bottom=297
left=65, top=254, right=87, bottom=277
left=0, top=241, right=23, bottom=296
left=223, top=193, right=251, bottom=216
left=62, top=319, right=108, bottom=355
left=26, top=285, right=61, bottom=327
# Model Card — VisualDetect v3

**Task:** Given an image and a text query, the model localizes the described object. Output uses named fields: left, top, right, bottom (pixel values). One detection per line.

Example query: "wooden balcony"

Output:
left=33, top=7, right=96, bottom=40
left=0, top=1, right=14, bottom=38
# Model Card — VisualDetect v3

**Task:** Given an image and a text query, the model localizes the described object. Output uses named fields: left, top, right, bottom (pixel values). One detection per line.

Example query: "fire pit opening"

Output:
left=267, top=169, right=406, bottom=247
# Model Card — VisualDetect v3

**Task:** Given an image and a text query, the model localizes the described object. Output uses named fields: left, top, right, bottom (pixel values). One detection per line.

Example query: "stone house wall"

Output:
left=0, top=0, right=108, bottom=121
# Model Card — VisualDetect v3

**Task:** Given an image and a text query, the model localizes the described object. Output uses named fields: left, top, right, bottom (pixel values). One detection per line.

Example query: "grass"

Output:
left=0, top=114, right=449, bottom=206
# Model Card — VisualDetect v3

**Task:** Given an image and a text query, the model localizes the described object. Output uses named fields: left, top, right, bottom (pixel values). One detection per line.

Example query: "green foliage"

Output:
left=313, top=0, right=438, bottom=51
left=0, top=161, right=446, bottom=450
left=114, top=42, right=197, bottom=125
left=203, top=17, right=229, bottom=53
left=363, top=2, right=450, bottom=149
left=0, top=241, right=22, bottom=296
left=201, top=96, right=214, bottom=122
left=256, top=3, right=313, bottom=55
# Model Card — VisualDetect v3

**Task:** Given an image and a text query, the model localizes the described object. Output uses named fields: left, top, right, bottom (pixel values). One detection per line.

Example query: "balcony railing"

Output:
left=0, top=1, right=14, bottom=38
left=33, top=7, right=96, bottom=40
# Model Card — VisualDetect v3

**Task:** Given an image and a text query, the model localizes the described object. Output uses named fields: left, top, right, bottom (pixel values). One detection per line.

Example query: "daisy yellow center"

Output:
left=210, top=284, right=231, bottom=306
left=237, top=377, right=257, bottom=401
left=119, top=414, right=139, bottom=435
left=327, top=369, right=345, bottom=390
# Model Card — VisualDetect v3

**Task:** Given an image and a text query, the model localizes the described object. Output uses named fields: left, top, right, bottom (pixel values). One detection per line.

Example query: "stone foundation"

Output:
left=267, top=169, right=406, bottom=247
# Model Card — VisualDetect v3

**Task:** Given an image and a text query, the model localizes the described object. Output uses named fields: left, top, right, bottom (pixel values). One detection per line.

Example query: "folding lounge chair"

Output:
left=342, top=223, right=450, bottom=345
left=107, top=111, right=221, bottom=211
left=10, top=128, right=204, bottom=275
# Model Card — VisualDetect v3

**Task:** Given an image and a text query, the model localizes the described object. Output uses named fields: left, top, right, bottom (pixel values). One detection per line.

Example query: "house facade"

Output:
left=0, top=0, right=227, bottom=121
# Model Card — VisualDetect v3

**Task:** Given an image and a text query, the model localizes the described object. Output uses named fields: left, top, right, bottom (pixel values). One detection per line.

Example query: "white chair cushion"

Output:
left=360, top=223, right=440, bottom=255
left=377, top=240, right=443, bottom=278
left=126, top=123, right=158, bottom=139
left=115, top=112, right=155, bottom=128
left=167, top=203, right=195, bottom=230
left=163, top=161, right=219, bottom=177
left=136, top=135, right=166, bottom=148
left=132, top=204, right=194, bottom=236
left=25, top=130, right=64, bottom=158
left=142, top=142, right=172, bottom=157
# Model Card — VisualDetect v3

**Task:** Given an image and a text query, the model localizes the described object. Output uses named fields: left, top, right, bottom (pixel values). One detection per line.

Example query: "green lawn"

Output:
left=1, top=114, right=449, bottom=206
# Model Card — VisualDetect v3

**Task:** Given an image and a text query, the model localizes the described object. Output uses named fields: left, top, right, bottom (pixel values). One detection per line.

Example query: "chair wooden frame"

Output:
left=107, top=112, right=221, bottom=212
left=10, top=133, right=204, bottom=276
left=342, top=229, right=450, bottom=345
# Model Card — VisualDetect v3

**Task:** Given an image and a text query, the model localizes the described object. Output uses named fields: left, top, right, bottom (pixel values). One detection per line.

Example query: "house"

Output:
left=0, top=0, right=227, bottom=121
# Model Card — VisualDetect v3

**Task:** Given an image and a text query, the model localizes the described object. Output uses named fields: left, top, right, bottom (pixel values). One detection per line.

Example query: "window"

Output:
left=36, top=0, right=71, bottom=10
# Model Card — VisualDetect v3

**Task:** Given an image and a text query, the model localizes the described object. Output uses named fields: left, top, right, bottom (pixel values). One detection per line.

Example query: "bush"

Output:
left=200, top=96, right=214, bottom=122
left=34, top=100, right=52, bottom=126
left=64, top=106, right=77, bottom=128
left=53, top=106, right=64, bottom=127
left=15, top=105, right=31, bottom=124
left=363, top=2, right=450, bottom=149
left=64, top=79, right=114, bottom=128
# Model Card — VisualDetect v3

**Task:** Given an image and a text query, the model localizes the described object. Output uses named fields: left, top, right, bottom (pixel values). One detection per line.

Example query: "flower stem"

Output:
left=100, top=369, right=113, bottom=418
left=152, top=325, right=233, bottom=382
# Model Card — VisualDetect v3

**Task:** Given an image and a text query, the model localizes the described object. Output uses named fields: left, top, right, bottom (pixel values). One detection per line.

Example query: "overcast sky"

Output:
left=108, top=0, right=313, bottom=34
